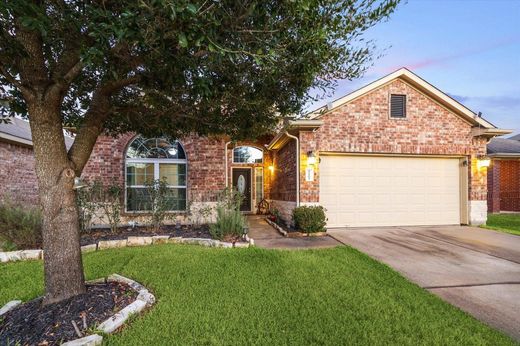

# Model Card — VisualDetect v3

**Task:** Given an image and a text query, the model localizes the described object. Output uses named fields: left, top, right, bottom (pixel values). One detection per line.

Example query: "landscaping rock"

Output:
left=97, top=299, right=147, bottom=334
left=20, top=250, right=42, bottom=260
left=152, top=235, right=170, bottom=244
left=81, top=244, right=97, bottom=253
left=61, top=334, right=103, bottom=346
left=167, top=237, right=182, bottom=244
left=137, top=289, right=156, bottom=306
left=0, top=251, right=22, bottom=262
left=98, top=239, right=127, bottom=250
left=234, top=242, right=249, bottom=248
left=213, top=241, right=233, bottom=248
left=0, top=300, right=21, bottom=317
left=127, top=236, right=153, bottom=246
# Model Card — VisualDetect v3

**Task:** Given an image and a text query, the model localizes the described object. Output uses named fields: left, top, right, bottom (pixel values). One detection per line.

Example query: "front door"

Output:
left=232, top=168, right=252, bottom=212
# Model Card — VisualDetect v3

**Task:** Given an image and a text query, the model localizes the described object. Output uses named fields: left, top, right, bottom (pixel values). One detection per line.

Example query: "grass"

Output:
left=0, top=245, right=516, bottom=345
left=482, top=213, right=520, bottom=236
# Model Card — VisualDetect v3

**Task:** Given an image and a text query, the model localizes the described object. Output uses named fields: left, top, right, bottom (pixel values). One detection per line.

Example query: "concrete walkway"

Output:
left=328, top=226, right=520, bottom=340
left=247, top=216, right=341, bottom=249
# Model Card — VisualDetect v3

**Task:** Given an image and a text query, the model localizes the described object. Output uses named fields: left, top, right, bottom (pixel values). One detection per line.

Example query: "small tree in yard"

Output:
left=145, top=179, right=171, bottom=232
left=0, top=0, right=400, bottom=304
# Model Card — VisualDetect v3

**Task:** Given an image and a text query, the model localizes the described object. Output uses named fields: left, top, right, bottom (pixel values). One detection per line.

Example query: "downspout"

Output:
left=225, top=141, right=232, bottom=187
left=285, top=132, right=300, bottom=207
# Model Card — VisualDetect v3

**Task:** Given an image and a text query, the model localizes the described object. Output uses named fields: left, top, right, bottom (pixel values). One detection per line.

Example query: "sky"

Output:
left=306, top=0, right=520, bottom=136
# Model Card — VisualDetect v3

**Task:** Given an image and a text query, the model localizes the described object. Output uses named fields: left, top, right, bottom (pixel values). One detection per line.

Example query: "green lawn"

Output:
left=0, top=245, right=515, bottom=345
left=483, top=213, right=520, bottom=236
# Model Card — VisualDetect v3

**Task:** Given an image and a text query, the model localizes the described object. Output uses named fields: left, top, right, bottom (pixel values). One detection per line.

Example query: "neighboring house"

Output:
left=487, top=136, right=520, bottom=212
left=0, top=68, right=511, bottom=227
left=0, top=118, right=74, bottom=205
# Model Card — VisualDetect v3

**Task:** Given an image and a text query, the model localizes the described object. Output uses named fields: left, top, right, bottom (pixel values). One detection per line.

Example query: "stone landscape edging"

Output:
left=0, top=235, right=254, bottom=264
left=265, top=218, right=327, bottom=238
left=0, top=274, right=155, bottom=346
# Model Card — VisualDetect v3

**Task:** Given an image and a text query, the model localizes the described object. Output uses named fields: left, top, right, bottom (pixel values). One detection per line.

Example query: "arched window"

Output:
left=233, top=146, right=263, bottom=164
left=125, top=136, right=187, bottom=212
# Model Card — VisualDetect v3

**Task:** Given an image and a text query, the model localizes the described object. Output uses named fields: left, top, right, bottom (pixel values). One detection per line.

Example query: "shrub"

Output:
left=292, top=206, right=327, bottom=234
left=210, top=187, right=246, bottom=240
left=0, top=198, right=42, bottom=250
left=145, top=178, right=171, bottom=232
left=78, top=179, right=122, bottom=233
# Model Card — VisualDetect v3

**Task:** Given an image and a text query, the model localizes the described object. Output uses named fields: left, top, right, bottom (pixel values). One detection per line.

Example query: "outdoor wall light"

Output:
left=307, top=151, right=317, bottom=166
left=73, top=177, right=87, bottom=190
left=268, top=165, right=275, bottom=173
left=477, top=156, right=491, bottom=170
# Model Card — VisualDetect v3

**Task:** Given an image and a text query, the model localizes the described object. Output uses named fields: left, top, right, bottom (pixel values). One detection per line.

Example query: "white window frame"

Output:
left=125, top=158, right=188, bottom=213
left=232, top=146, right=264, bottom=164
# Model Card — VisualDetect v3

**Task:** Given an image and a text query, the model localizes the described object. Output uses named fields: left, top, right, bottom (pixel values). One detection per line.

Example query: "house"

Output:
left=487, top=135, right=520, bottom=213
left=0, top=68, right=511, bottom=227
left=0, top=118, right=73, bottom=205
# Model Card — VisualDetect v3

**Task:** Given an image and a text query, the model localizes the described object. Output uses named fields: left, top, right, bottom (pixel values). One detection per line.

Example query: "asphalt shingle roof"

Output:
left=487, top=137, right=520, bottom=156
left=0, top=117, right=74, bottom=148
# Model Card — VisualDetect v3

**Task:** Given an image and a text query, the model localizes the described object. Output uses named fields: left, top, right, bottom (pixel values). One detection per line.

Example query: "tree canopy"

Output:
left=0, top=0, right=400, bottom=304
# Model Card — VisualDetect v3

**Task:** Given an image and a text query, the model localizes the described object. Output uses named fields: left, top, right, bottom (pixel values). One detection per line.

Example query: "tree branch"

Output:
left=0, top=64, right=34, bottom=99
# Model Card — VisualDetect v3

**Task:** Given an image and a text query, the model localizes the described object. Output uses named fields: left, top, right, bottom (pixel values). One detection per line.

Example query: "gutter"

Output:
left=285, top=131, right=300, bottom=207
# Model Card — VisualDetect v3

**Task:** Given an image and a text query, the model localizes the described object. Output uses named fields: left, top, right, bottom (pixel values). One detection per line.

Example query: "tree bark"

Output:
left=28, top=100, right=86, bottom=305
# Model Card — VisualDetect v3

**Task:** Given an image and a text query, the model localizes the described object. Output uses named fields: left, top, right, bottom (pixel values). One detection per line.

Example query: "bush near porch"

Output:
left=483, top=213, right=520, bottom=236
left=0, top=246, right=514, bottom=345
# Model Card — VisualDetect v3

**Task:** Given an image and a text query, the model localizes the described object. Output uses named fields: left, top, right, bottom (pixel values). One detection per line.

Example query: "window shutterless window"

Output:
left=390, top=94, right=406, bottom=118
left=233, top=146, right=263, bottom=163
left=125, top=136, right=187, bottom=212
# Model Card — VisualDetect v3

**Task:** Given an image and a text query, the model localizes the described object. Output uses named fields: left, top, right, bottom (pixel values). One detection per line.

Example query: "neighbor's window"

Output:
left=390, top=94, right=406, bottom=118
left=233, top=146, right=263, bottom=163
left=125, top=136, right=187, bottom=212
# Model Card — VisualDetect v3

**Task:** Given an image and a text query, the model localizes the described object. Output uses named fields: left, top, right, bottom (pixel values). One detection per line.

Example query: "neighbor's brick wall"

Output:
left=498, top=160, right=520, bottom=211
left=0, top=141, right=39, bottom=205
left=299, top=78, right=487, bottom=204
left=487, top=160, right=501, bottom=213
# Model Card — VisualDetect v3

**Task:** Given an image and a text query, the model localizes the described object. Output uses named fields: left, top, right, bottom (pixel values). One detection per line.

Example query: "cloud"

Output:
left=382, top=36, right=520, bottom=72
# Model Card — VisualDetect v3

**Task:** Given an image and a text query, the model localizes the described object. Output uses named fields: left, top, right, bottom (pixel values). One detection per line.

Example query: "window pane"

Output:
left=159, top=164, right=186, bottom=186
left=165, top=188, right=187, bottom=211
left=127, top=135, right=186, bottom=159
left=255, top=167, right=263, bottom=201
left=126, top=188, right=152, bottom=211
left=126, top=163, right=154, bottom=186
left=233, top=146, right=263, bottom=163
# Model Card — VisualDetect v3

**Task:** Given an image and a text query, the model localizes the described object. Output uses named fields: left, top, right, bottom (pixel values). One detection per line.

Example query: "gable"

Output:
left=307, top=68, right=499, bottom=131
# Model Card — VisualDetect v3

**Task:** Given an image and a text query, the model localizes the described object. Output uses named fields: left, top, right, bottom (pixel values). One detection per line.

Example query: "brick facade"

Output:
left=488, top=159, right=520, bottom=212
left=268, top=78, right=489, bottom=225
left=0, top=141, right=39, bottom=205
left=82, top=133, right=271, bottom=223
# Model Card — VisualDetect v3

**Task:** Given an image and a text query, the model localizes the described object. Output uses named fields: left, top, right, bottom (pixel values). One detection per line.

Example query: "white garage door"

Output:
left=319, top=155, right=461, bottom=228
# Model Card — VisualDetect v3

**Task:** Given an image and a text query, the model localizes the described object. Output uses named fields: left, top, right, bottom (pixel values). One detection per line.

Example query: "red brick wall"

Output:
left=82, top=134, right=272, bottom=213
left=299, top=79, right=487, bottom=203
left=269, top=140, right=297, bottom=202
left=487, top=160, right=501, bottom=212
left=0, top=141, right=39, bottom=205
left=499, top=160, right=520, bottom=211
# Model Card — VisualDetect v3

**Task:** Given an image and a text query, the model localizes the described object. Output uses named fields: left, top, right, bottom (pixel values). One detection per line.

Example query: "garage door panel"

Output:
left=320, top=155, right=461, bottom=227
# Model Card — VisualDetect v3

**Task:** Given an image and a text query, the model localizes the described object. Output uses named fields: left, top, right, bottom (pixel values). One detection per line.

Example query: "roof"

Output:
left=509, top=134, right=520, bottom=141
left=0, top=117, right=74, bottom=149
left=487, top=138, right=520, bottom=158
left=306, top=68, right=510, bottom=134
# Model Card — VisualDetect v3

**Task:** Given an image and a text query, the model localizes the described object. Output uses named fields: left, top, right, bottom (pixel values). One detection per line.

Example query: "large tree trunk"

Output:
left=28, top=101, right=86, bottom=305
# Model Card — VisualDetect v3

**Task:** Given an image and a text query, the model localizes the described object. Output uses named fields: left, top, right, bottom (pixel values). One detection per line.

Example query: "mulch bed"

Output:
left=80, top=224, right=213, bottom=246
left=0, top=282, right=137, bottom=346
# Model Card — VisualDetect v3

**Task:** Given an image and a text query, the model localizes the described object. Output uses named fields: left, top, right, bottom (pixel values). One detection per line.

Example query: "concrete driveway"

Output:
left=328, top=226, right=520, bottom=340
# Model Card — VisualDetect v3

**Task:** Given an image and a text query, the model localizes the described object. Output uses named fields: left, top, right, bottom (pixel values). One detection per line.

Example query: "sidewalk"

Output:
left=247, top=216, right=341, bottom=249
